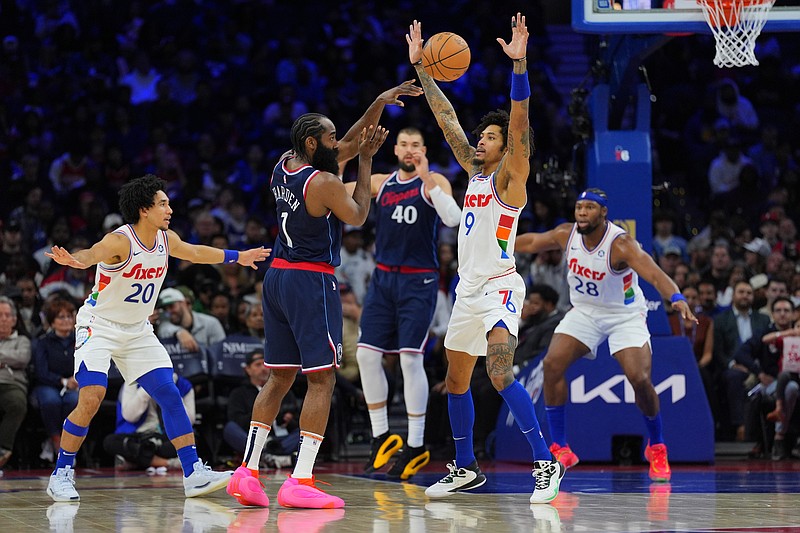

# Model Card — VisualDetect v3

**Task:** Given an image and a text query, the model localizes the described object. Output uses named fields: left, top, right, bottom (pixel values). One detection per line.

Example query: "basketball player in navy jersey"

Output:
left=227, top=81, right=422, bottom=509
left=516, top=188, right=697, bottom=482
left=408, top=14, right=564, bottom=504
left=43, top=174, right=270, bottom=502
left=347, top=127, right=461, bottom=480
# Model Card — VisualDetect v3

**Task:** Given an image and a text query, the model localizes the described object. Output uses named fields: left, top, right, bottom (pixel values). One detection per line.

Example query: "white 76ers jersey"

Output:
left=84, top=225, right=170, bottom=324
left=565, top=222, right=646, bottom=313
left=456, top=173, right=523, bottom=296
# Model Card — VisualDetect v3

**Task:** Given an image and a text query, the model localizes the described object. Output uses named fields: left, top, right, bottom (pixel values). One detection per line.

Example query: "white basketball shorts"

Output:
left=553, top=305, right=651, bottom=358
left=74, top=307, right=172, bottom=383
left=444, top=271, right=526, bottom=356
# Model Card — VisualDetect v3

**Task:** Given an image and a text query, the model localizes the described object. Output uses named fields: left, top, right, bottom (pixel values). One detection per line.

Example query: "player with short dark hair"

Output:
left=516, top=188, right=697, bottom=482
left=44, top=174, right=270, bottom=502
left=408, top=14, right=564, bottom=504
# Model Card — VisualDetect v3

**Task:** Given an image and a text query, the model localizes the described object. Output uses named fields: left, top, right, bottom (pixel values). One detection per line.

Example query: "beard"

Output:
left=576, top=221, right=601, bottom=235
left=312, top=143, right=340, bottom=175
left=399, top=161, right=415, bottom=173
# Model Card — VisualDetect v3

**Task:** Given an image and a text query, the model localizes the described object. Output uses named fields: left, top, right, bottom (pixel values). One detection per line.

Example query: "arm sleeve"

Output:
left=428, top=185, right=462, bottom=228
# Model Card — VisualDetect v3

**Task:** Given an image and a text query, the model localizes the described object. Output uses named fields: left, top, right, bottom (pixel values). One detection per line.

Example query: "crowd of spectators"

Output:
left=2, top=0, right=800, bottom=468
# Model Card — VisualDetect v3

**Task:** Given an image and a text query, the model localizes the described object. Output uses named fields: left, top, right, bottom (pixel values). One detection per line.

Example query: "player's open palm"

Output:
left=45, top=246, right=87, bottom=269
left=238, top=246, right=271, bottom=270
left=377, top=80, right=423, bottom=107
left=496, top=12, right=529, bottom=60
left=358, top=125, right=389, bottom=159
left=406, top=20, right=424, bottom=65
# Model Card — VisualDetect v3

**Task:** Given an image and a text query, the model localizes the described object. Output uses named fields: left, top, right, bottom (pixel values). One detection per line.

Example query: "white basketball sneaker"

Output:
left=530, top=459, right=565, bottom=504
left=183, top=461, right=234, bottom=498
left=424, top=461, right=486, bottom=498
left=47, top=466, right=80, bottom=502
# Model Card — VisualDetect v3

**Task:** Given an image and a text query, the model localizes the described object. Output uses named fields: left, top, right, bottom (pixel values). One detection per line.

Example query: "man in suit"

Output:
left=713, top=280, right=771, bottom=439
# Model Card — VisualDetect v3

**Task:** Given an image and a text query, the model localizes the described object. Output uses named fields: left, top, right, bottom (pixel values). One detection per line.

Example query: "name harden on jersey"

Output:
left=464, top=193, right=492, bottom=208
left=568, top=257, right=606, bottom=281
left=272, top=185, right=301, bottom=211
left=122, top=263, right=166, bottom=280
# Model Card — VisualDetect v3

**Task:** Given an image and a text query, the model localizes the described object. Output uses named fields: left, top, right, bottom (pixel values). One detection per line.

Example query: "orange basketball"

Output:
left=421, top=32, right=471, bottom=82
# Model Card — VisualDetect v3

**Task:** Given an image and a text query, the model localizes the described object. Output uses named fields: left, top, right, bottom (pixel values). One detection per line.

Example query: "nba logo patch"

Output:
left=75, top=326, right=92, bottom=350
left=336, top=343, right=343, bottom=366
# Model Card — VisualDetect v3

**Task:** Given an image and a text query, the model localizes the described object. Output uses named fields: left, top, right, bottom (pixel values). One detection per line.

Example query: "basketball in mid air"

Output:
left=421, top=32, right=471, bottom=82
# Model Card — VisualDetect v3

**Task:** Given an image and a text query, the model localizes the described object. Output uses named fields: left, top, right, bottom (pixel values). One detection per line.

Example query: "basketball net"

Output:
left=696, top=0, right=776, bottom=68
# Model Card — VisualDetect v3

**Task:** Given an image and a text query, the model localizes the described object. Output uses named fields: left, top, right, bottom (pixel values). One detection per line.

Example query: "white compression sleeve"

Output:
left=428, top=185, right=462, bottom=227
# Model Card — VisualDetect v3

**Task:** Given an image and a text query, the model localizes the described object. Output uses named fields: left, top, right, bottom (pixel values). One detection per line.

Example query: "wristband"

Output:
left=670, top=293, right=687, bottom=304
left=513, top=56, right=526, bottom=62
left=412, top=59, right=423, bottom=66
left=510, top=71, right=530, bottom=101
left=223, top=249, right=239, bottom=263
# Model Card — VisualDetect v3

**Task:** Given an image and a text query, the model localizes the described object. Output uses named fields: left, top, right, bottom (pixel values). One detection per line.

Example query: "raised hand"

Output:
left=377, top=80, right=423, bottom=107
left=237, top=246, right=272, bottom=270
left=358, top=125, right=390, bottom=159
left=412, top=150, right=433, bottom=186
left=496, top=12, right=529, bottom=60
left=406, top=20, right=424, bottom=65
left=45, top=246, right=88, bottom=269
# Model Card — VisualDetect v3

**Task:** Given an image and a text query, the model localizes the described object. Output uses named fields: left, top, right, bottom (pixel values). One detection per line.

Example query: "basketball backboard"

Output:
left=572, top=0, right=800, bottom=33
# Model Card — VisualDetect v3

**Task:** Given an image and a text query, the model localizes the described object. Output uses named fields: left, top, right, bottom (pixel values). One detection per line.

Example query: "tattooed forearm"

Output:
left=414, top=65, right=475, bottom=168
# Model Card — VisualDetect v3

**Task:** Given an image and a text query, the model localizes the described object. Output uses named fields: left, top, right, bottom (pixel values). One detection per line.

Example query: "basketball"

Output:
left=421, top=32, right=471, bottom=82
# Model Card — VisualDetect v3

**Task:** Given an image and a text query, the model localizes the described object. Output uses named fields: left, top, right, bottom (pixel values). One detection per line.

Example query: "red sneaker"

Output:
left=644, top=442, right=671, bottom=482
left=277, top=476, right=345, bottom=509
left=549, top=443, right=580, bottom=469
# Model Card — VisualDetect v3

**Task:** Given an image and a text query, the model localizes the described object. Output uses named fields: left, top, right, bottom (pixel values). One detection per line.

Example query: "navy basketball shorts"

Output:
left=358, top=269, right=438, bottom=354
left=262, top=267, right=343, bottom=372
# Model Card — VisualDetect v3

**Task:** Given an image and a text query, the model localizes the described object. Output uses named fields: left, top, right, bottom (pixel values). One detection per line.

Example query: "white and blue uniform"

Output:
left=74, top=224, right=173, bottom=382
left=358, top=172, right=440, bottom=354
left=554, top=222, right=650, bottom=357
left=444, top=172, right=526, bottom=356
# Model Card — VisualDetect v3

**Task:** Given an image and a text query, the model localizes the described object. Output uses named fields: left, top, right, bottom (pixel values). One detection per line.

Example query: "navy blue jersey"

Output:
left=270, top=156, right=342, bottom=267
left=373, top=172, right=439, bottom=269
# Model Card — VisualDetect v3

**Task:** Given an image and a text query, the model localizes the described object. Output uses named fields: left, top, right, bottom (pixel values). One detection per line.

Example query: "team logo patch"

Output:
left=75, top=326, right=92, bottom=350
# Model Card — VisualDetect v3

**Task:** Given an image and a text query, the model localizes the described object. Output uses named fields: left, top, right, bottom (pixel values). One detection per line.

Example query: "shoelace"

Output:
left=54, top=472, right=76, bottom=491
left=440, top=462, right=463, bottom=483
left=533, top=463, right=556, bottom=490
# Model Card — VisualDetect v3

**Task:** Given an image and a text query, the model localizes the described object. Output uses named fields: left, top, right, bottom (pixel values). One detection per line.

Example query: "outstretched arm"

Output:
left=167, top=230, right=271, bottom=270
left=45, top=232, right=130, bottom=269
left=515, top=223, right=572, bottom=254
left=495, top=13, right=531, bottom=207
left=407, top=20, right=476, bottom=175
left=337, top=81, right=422, bottom=163
left=614, top=235, right=698, bottom=323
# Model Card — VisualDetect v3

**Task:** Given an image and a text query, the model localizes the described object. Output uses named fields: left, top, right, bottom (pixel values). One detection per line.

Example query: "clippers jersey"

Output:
left=565, top=222, right=647, bottom=313
left=373, top=172, right=439, bottom=269
left=271, top=156, right=342, bottom=266
left=457, top=173, right=523, bottom=295
left=85, top=225, right=169, bottom=324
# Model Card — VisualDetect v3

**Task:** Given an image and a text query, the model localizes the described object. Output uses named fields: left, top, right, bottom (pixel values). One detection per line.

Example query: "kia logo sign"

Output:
left=570, top=374, right=686, bottom=404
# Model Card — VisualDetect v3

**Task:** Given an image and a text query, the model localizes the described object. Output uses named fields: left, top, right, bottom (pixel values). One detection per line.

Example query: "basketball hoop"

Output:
left=696, top=0, right=776, bottom=68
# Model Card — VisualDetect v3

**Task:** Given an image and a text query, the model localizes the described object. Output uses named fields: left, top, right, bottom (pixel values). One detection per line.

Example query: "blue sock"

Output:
left=644, top=414, right=664, bottom=445
left=177, top=445, right=199, bottom=477
left=448, top=390, right=475, bottom=467
left=499, top=381, right=551, bottom=461
left=55, top=450, right=77, bottom=472
left=545, top=405, right=567, bottom=446
left=55, top=419, right=88, bottom=473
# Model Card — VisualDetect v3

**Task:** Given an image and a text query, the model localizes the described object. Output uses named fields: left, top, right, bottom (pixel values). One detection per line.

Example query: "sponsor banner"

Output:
left=495, top=336, right=714, bottom=463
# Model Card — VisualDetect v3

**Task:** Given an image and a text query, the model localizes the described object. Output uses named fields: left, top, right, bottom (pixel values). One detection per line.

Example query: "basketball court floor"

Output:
left=2, top=458, right=800, bottom=532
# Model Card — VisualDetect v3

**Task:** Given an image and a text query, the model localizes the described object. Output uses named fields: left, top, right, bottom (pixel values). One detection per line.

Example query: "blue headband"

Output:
left=577, top=190, right=607, bottom=208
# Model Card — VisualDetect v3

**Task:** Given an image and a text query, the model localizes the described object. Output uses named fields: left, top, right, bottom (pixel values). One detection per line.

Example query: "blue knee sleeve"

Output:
left=137, top=367, right=193, bottom=440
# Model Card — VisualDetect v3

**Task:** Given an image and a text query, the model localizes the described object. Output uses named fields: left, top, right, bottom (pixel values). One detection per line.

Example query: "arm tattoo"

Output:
left=415, top=66, right=475, bottom=169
